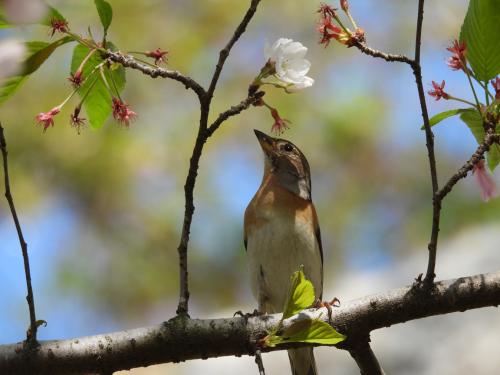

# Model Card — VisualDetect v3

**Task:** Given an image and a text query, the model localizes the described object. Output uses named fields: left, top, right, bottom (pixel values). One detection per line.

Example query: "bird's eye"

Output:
left=283, top=143, right=293, bottom=152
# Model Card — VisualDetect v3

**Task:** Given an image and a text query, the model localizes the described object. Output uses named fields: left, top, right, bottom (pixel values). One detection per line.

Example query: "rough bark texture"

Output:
left=1, top=271, right=499, bottom=374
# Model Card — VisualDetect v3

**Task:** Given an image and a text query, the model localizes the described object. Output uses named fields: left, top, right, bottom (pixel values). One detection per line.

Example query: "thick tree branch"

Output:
left=0, top=124, right=38, bottom=344
left=2, top=271, right=499, bottom=374
left=104, top=51, right=206, bottom=98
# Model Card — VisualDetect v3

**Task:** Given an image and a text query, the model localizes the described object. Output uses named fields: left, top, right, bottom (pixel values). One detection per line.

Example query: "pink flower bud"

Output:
left=473, top=160, right=497, bottom=202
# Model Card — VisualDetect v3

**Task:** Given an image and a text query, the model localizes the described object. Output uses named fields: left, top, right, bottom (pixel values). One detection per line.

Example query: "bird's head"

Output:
left=254, top=129, right=311, bottom=200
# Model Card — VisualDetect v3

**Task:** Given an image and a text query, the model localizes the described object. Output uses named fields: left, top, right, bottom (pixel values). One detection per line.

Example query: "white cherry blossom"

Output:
left=264, top=38, right=314, bottom=92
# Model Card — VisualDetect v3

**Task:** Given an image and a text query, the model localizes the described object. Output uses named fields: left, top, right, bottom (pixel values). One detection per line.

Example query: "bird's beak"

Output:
left=254, top=129, right=275, bottom=156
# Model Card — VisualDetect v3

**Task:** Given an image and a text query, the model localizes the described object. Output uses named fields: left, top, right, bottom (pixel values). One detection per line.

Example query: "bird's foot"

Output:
left=234, top=309, right=263, bottom=322
left=313, top=298, right=340, bottom=323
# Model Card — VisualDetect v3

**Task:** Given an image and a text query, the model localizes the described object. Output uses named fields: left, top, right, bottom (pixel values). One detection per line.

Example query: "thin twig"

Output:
left=411, top=0, right=441, bottom=285
left=354, top=1, right=441, bottom=285
left=351, top=41, right=413, bottom=64
left=206, top=0, right=262, bottom=102
left=206, top=92, right=264, bottom=138
left=254, top=349, right=266, bottom=375
left=436, top=134, right=499, bottom=201
left=104, top=51, right=206, bottom=98
left=0, top=124, right=38, bottom=344
left=175, top=0, right=263, bottom=316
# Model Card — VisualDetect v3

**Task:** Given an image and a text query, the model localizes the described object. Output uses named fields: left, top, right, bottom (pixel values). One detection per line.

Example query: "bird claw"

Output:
left=234, top=309, right=263, bottom=322
left=313, top=298, right=340, bottom=323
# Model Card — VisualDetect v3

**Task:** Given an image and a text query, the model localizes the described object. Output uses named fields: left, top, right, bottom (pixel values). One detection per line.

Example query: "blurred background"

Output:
left=1, top=0, right=499, bottom=374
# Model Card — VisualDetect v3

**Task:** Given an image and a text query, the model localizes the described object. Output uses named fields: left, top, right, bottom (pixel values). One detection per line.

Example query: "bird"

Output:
left=244, top=129, right=323, bottom=375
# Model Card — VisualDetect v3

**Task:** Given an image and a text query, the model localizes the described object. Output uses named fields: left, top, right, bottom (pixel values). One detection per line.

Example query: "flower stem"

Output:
left=345, top=9, right=358, bottom=29
left=76, top=76, right=99, bottom=108
left=333, top=13, right=351, bottom=34
left=448, top=95, right=477, bottom=107
left=99, top=65, right=119, bottom=99
left=470, top=73, right=494, bottom=100
left=76, top=48, right=97, bottom=75
left=463, top=66, right=482, bottom=115
left=485, top=81, right=490, bottom=106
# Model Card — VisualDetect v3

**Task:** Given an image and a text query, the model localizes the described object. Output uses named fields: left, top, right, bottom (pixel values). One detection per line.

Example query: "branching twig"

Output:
left=351, top=0, right=441, bottom=285
left=206, top=0, right=262, bottom=102
left=351, top=41, right=413, bottom=64
left=206, top=92, right=265, bottom=138
left=436, top=134, right=500, bottom=201
left=347, top=341, right=385, bottom=375
left=1, top=271, right=499, bottom=374
left=411, top=0, right=441, bottom=285
left=104, top=51, right=206, bottom=98
left=254, top=349, right=266, bottom=375
left=175, top=0, right=263, bottom=316
left=0, top=124, right=38, bottom=344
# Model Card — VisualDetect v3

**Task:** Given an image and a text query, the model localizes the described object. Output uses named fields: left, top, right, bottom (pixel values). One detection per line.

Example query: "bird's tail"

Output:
left=288, top=347, right=318, bottom=375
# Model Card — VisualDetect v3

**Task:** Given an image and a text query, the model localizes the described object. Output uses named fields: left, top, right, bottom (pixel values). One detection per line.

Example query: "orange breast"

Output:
left=244, top=173, right=317, bottom=241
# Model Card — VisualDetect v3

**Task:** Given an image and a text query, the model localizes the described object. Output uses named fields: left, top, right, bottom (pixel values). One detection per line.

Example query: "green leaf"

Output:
left=0, top=76, right=28, bottom=105
left=94, top=0, right=113, bottom=33
left=282, top=268, right=316, bottom=320
left=460, top=0, right=500, bottom=81
left=266, top=319, right=346, bottom=347
left=421, top=108, right=469, bottom=130
left=71, top=43, right=125, bottom=129
left=23, top=36, right=73, bottom=75
left=459, top=109, right=500, bottom=171
left=0, top=36, right=73, bottom=105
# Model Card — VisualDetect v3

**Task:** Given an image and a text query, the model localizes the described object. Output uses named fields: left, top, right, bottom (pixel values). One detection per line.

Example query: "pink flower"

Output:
left=428, top=80, right=449, bottom=101
left=317, top=3, right=337, bottom=18
left=340, top=0, right=349, bottom=12
left=145, top=48, right=168, bottom=65
left=112, top=97, right=137, bottom=127
left=68, top=70, right=84, bottom=88
left=473, top=160, right=497, bottom=202
left=270, top=107, right=290, bottom=135
left=35, top=107, right=60, bottom=131
left=50, top=18, right=68, bottom=36
left=491, top=77, right=500, bottom=100
left=446, top=39, right=466, bottom=71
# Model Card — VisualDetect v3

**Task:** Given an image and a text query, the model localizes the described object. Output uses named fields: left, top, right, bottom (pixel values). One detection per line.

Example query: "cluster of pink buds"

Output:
left=35, top=21, right=139, bottom=133
left=446, top=40, right=467, bottom=71
left=112, top=97, right=137, bottom=127
left=35, top=107, right=61, bottom=132
left=316, top=2, right=364, bottom=47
